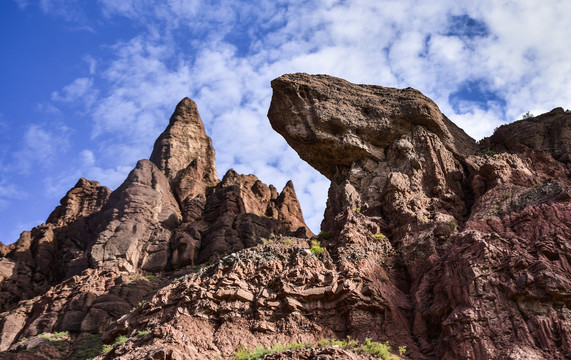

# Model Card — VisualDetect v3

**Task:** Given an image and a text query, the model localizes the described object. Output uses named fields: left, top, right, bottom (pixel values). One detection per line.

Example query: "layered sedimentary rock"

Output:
left=268, top=73, right=571, bottom=360
left=1, top=74, right=569, bottom=360
left=0, top=97, right=311, bottom=354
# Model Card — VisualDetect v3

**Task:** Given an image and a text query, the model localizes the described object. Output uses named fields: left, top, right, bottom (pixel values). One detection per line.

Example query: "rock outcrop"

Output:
left=0, top=179, right=111, bottom=313
left=0, top=74, right=569, bottom=360
left=0, top=97, right=312, bottom=354
left=268, top=73, right=571, bottom=360
left=149, top=98, right=218, bottom=202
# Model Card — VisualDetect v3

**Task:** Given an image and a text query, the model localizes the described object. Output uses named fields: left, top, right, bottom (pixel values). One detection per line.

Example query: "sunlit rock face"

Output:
left=0, top=74, right=569, bottom=360
left=269, top=73, right=571, bottom=360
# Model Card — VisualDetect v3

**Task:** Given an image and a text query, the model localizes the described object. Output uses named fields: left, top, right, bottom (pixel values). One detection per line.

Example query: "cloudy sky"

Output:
left=1, top=0, right=570, bottom=244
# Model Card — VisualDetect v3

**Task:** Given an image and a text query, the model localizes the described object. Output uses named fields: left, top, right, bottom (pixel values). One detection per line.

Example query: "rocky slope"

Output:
left=0, top=74, right=569, bottom=360
left=0, top=97, right=312, bottom=354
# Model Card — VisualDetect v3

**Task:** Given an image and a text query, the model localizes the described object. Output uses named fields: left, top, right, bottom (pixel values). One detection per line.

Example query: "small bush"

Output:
left=102, top=335, right=129, bottom=354
left=40, top=331, right=69, bottom=340
left=136, top=330, right=151, bottom=338
left=447, top=221, right=456, bottom=231
left=310, top=246, right=324, bottom=256
left=361, top=338, right=394, bottom=359
left=374, top=233, right=386, bottom=240
left=234, top=342, right=311, bottom=360
left=482, top=149, right=496, bottom=157
left=71, top=334, right=103, bottom=360
left=501, top=194, right=510, bottom=201
left=317, top=231, right=330, bottom=240
left=283, top=238, right=293, bottom=245
left=144, top=273, right=157, bottom=282
left=353, top=207, right=361, bottom=213
left=522, top=111, right=534, bottom=119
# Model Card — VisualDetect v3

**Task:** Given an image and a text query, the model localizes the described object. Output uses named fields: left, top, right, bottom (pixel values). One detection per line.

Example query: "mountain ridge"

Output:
left=0, top=73, right=569, bottom=360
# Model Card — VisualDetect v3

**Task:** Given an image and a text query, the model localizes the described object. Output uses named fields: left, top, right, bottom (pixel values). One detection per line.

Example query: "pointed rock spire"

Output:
left=150, top=98, right=218, bottom=202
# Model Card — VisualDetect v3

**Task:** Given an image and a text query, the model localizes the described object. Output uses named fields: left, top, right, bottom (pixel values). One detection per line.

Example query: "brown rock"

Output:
left=150, top=97, right=218, bottom=202
left=90, top=159, right=181, bottom=273
left=268, top=73, right=478, bottom=180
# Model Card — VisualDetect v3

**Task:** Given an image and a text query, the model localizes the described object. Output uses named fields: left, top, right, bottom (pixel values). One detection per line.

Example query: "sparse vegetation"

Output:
left=144, top=273, right=157, bottom=282
left=71, top=334, right=103, bottom=360
left=234, top=338, right=404, bottom=360
left=534, top=183, right=540, bottom=188
left=501, top=194, right=510, bottom=201
left=522, top=111, right=534, bottom=119
left=447, top=221, right=456, bottom=231
left=374, top=233, right=386, bottom=240
left=317, top=231, right=330, bottom=240
left=40, top=331, right=69, bottom=340
left=310, top=239, right=324, bottom=256
left=136, top=329, right=151, bottom=338
left=102, top=335, right=129, bottom=354
left=353, top=207, right=361, bottom=213
left=282, top=238, right=293, bottom=245
left=482, top=149, right=496, bottom=157
left=234, top=342, right=312, bottom=360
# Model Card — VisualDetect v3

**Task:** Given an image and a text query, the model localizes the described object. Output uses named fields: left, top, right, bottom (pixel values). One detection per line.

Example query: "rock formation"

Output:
left=0, top=97, right=312, bottom=355
left=268, top=73, right=570, bottom=359
left=0, top=74, right=569, bottom=360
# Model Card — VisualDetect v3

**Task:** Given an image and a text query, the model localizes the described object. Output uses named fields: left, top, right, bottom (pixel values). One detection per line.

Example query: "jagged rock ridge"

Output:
left=0, top=97, right=312, bottom=353
left=0, top=74, right=569, bottom=360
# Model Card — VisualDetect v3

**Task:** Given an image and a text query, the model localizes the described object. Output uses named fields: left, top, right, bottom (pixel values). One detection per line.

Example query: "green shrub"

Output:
left=447, top=221, right=456, bottom=231
left=501, top=194, right=510, bottom=201
left=234, top=338, right=404, bottom=360
left=482, top=149, right=496, bottom=157
left=310, top=246, right=324, bottom=256
left=136, top=330, right=151, bottom=338
left=102, top=335, right=129, bottom=354
left=71, top=334, right=103, bottom=360
left=283, top=238, right=293, bottom=245
left=234, top=342, right=312, bottom=360
left=374, top=233, right=386, bottom=240
left=309, top=240, right=324, bottom=256
left=317, top=231, right=330, bottom=240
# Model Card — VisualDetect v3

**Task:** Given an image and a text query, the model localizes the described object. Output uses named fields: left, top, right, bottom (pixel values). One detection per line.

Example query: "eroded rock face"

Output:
left=269, top=73, right=478, bottom=180
left=2, top=75, right=569, bottom=360
left=0, top=96, right=312, bottom=355
left=0, top=179, right=111, bottom=312
left=150, top=97, right=218, bottom=202
left=90, top=159, right=182, bottom=273
left=269, top=73, right=570, bottom=359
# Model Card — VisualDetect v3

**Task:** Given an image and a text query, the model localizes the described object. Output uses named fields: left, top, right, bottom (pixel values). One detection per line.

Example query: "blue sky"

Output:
left=1, top=0, right=571, bottom=244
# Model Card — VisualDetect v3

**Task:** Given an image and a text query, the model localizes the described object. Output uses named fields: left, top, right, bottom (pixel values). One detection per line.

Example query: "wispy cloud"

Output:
left=13, top=124, right=70, bottom=174
left=9, top=0, right=571, bottom=233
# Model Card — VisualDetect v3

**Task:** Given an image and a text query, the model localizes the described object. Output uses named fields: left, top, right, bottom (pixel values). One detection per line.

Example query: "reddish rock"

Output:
left=268, top=73, right=570, bottom=360
left=150, top=97, right=218, bottom=203
left=2, top=75, right=569, bottom=360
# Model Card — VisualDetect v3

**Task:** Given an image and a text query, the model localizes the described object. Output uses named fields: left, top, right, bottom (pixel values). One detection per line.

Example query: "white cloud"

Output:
left=24, top=0, right=571, bottom=233
left=51, top=77, right=97, bottom=106
left=14, top=124, right=70, bottom=174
